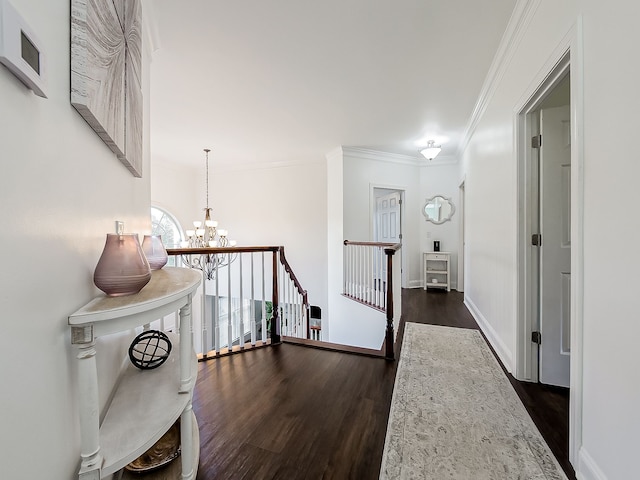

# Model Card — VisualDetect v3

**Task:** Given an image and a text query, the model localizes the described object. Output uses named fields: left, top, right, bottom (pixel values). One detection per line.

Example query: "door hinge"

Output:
left=532, top=331, right=542, bottom=344
left=531, top=233, right=542, bottom=246
left=531, top=134, right=542, bottom=148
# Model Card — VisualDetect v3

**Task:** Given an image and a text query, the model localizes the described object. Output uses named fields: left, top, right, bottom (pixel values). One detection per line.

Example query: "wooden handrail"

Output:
left=167, top=245, right=280, bottom=255
left=344, top=240, right=398, bottom=248
left=279, top=247, right=307, bottom=300
left=278, top=246, right=310, bottom=338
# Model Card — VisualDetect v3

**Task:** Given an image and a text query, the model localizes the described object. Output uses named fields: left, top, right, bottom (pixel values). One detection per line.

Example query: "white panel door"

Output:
left=376, top=192, right=400, bottom=243
left=375, top=191, right=401, bottom=283
left=539, top=105, right=571, bottom=387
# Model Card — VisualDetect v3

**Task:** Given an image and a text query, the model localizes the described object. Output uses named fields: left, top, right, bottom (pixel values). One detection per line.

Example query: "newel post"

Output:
left=384, top=247, right=396, bottom=360
left=271, top=249, right=281, bottom=343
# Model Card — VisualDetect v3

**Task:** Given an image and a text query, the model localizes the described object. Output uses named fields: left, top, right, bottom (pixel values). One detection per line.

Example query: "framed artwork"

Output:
left=71, top=0, right=143, bottom=177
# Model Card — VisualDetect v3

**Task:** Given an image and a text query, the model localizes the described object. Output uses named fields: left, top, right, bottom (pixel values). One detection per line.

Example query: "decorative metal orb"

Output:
left=128, top=330, right=172, bottom=370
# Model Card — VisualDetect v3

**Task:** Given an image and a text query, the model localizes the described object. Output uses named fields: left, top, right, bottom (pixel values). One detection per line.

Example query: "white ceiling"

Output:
left=147, top=0, right=517, bottom=167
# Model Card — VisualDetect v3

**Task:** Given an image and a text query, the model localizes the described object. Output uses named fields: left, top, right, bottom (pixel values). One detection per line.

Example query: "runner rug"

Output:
left=380, top=323, right=568, bottom=480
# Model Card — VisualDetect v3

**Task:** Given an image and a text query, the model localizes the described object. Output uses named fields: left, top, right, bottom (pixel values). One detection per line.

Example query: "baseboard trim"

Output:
left=577, top=447, right=608, bottom=480
left=464, top=295, right=514, bottom=373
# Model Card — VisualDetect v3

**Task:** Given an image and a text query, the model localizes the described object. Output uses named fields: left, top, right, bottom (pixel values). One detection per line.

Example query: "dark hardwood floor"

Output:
left=193, top=341, right=396, bottom=479
left=192, top=288, right=575, bottom=479
left=401, top=288, right=576, bottom=480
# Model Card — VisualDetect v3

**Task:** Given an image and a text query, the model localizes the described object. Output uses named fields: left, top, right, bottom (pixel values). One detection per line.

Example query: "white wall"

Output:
left=578, top=1, right=640, bottom=478
left=342, top=149, right=423, bottom=287
left=150, top=158, right=199, bottom=236
left=0, top=0, right=152, bottom=478
left=151, top=160, right=329, bottom=323
left=461, top=0, right=640, bottom=478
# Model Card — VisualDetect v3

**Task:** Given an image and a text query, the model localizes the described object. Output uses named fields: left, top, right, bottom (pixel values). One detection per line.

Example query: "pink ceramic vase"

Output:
left=93, top=234, right=152, bottom=296
left=142, top=235, right=169, bottom=270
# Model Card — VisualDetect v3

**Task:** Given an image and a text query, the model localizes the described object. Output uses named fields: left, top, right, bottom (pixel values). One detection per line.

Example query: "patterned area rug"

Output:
left=380, top=323, right=567, bottom=480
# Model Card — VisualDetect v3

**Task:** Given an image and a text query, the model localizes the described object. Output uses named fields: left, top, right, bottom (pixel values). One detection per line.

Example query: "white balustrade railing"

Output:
left=166, top=246, right=312, bottom=357
left=278, top=247, right=310, bottom=340
left=343, top=240, right=401, bottom=359
left=343, top=241, right=395, bottom=311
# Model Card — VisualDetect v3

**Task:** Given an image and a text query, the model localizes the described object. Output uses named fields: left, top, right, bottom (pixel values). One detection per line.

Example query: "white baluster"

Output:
left=239, top=253, right=244, bottom=350
left=291, top=278, right=295, bottom=336
left=351, top=246, right=355, bottom=299
left=371, top=246, right=375, bottom=304
left=346, top=246, right=350, bottom=296
left=354, top=246, right=358, bottom=299
left=298, top=292, right=303, bottom=337
left=302, top=293, right=308, bottom=339
left=350, top=246, right=355, bottom=297
left=368, top=246, right=372, bottom=304
left=360, top=245, right=364, bottom=301
left=250, top=253, right=256, bottom=346
left=283, top=271, right=288, bottom=337
left=349, top=245, right=353, bottom=296
left=201, top=268, right=207, bottom=356
left=358, top=245, right=362, bottom=299
left=343, top=245, right=347, bottom=295
left=283, top=264, right=288, bottom=336
left=227, top=254, right=232, bottom=351
left=214, top=260, right=220, bottom=354
left=291, top=280, right=295, bottom=336
left=288, top=277, right=292, bottom=336
left=261, top=252, right=267, bottom=343
left=377, top=247, right=382, bottom=309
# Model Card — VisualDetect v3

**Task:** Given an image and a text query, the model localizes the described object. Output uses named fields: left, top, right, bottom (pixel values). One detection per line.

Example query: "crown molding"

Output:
left=342, top=147, right=458, bottom=167
left=342, top=147, right=423, bottom=166
left=457, top=0, right=541, bottom=158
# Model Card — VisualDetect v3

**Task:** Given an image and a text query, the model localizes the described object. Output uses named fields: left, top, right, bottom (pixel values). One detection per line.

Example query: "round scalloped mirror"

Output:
left=422, top=195, right=455, bottom=224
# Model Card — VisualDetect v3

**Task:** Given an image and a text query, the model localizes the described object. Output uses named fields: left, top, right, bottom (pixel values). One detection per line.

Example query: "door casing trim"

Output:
left=514, top=17, right=584, bottom=467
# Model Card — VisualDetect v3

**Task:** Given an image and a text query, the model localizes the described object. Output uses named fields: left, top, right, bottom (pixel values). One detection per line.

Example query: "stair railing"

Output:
left=343, top=240, right=401, bottom=359
left=166, top=245, right=311, bottom=358
left=278, top=246, right=311, bottom=340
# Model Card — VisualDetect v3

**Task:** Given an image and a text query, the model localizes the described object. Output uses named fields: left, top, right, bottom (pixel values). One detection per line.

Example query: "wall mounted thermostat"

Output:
left=0, top=0, right=47, bottom=97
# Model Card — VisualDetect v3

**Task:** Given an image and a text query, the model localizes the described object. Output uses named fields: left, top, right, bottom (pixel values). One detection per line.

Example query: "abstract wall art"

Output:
left=71, top=0, right=143, bottom=177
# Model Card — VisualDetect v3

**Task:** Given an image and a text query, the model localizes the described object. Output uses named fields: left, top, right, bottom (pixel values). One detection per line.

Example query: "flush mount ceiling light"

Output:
left=420, top=140, right=442, bottom=160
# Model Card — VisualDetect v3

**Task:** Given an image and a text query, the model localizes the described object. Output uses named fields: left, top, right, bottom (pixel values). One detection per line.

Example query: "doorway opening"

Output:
left=372, top=187, right=406, bottom=288
left=516, top=54, right=571, bottom=385
left=515, top=28, right=586, bottom=471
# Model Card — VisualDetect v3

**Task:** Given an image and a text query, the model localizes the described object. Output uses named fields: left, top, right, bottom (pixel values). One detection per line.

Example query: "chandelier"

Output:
left=181, top=148, right=237, bottom=279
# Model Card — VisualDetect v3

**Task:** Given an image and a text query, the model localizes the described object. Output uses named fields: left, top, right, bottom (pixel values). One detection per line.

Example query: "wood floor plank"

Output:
left=193, top=342, right=396, bottom=479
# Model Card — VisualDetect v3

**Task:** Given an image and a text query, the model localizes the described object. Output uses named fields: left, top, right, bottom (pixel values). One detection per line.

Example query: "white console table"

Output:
left=423, top=252, right=451, bottom=291
left=68, top=267, right=201, bottom=480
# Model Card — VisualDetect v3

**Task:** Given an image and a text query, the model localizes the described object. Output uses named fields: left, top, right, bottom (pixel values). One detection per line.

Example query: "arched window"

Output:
left=151, top=206, right=183, bottom=249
